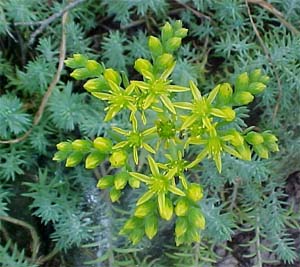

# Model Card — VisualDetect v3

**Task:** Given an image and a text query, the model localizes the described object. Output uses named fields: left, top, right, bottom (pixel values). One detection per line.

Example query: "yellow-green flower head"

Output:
left=109, top=150, right=128, bottom=167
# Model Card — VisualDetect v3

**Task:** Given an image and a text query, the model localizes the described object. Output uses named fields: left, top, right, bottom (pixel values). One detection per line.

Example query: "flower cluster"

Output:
left=54, top=21, right=278, bottom=245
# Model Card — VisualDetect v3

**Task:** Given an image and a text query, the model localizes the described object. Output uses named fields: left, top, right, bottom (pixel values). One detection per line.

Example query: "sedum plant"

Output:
left=54, top=21, right=278, bottom=246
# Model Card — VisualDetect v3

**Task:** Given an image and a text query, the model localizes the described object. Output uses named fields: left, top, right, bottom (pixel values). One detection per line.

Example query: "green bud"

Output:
left=56, top=141, right=72, bottom=151
left=187, top=183, right=203, bottom=202
left=53, top=151, right=69, bottom=161
left=135, top=201, right=153, bottom=218
left=246, top=131, right=264, bottom=145
left=64, top=54, right=88, bottom=68
left=161, top=22, right=173, bottom=42
left=248, top=82, right=266, bottom=94
left=175, top=198, right=189, bottom=216
left=128, top=177, right=140, bottom=188
left=96, top=175, right=114, bottom=189
left=66, top=151, right=83, bottom=167
left=110, top=187, right=121, bottom=202
left=227, top=130, right=244, bottom=147
left=262, top=132, right=279, bottom=152
left=109, top=150, right=127, bottom=167
left=85, top=151, right=105, bottom=169
left=173, top=20, right=183, bottom=30
left=233, top=91, right=254, bottom=105
left=148, top=36, right=163, bottom=56
left=85, top=60, right=103, bottom=75
left=259, top=75, right=269, bottom=84
left=249, top=69, right=262, bottom=82
left=83, top=77, right=108, bottom=92
left=254, top=144, right=269, bottom=159
left=189, top=208, right=205, bottom=230
left=70, top=68, right=91, bottom=80
left=235, top=72, right=249, bottom=91
left=145, top=215, right=158, bottom=240
left=122, top=217, right=140, bottom=231
left=93, top=137, right=112, bottom=153
left=175, top=217, right=188, bottom=238
left=134, top=58, right=153, bottom=73
left=217, top=83, right=233, bottom=104
left=103, top=68, right=122, bottom=85
left=237, top=143, right=251, bottom=161
left=166, top=37, right=181, bottom=52
left=174, top=28, right=188, bottom=38
left=129, top=229, right=143, bottom=245
left=159, top=197, right=173, bottom=221
left=156, top=53, right=174, bottom=69
left=114, top=171, right=128, bottom=190
left=186, top=226, right=200, bottom=243
left=72, top=139, right=92, bottom=152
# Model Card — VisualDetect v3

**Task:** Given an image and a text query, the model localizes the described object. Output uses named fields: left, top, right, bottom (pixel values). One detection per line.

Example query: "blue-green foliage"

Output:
left=0, top=95, right=31, bottom=139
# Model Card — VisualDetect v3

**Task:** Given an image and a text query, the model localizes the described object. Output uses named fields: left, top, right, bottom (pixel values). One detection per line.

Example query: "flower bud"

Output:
left=156, top=53, right=174, bottom=69
left=259, top=75, right=269, bottom=84
left=110, top=187, right=121, bottom=202
left=134, top=58, right=153, bottom=73
left=53, top=151, right=69, bottom=161
left=233, top=91, right=254, bottom=105
left=96, top=175, right=114, bottom=189
left=85, top=151, right=105, bottom=169
left=159, top=197, right=173, bottom=220
left=65, top=151, right=83, bottom=167
left=129, top=229, right=143, bottom=245
left=186, top=227, right=200, bottom=243
left=122, top=217, right=140, bottom=231
left=189, top=208, right=205, bottom=230
left=175, top=217, right=188, bottom=238
left=217, top=83, right=233, bottom=104
left=254, top=144, right=269, bottom=159
left=187, top=183, right=203, bottom=202
left=148, top=36, right=163, bottom=56
left=235, top=72, right=249, bottom=91
left=64, top=54, right=87, bottom=68
left=246, top=131, right=264, bottom=145
left=166, top=37, right=181, bottom=52
left=249, top=69, right=262, bottom=82
left=83, top=77, right=108, bottom=92
left=175, top=198, right=189, bottom=216
left=135, top=201, right=153, bottom=218
left=70, top=68, right=91, bottom=80
left=114, top=171, right=128, bottom=190
left=109, top=150, right=127, bottom=167
left=161, top=22, right=173, bottom=42
left=248, top=82, right=266, bottom=95
left=262, top=132, right=279, bottom=152
left=72, top=139, right=92, bottom=152
left=174, top=28, right=188, bottom=38
left=56, top=141, right=72, bottom=151
left=103, top=68, right=122, bottom=85
left=227, top=130, right=244, bottom=147
left=85, top=60, right=103, bottom=75
left=128, top=177, right=140, bottom=188
left=237, top=143, right=251, bottom=161
left=93, top=137, right=112, bottom=153
left=145, top=215, right=158, bottom=240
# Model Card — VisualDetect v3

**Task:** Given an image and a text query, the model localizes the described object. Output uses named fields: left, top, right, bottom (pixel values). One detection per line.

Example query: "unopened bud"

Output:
left=248, top=82, right=266, bottom=94
left=246, top=131, right=264, bottom=145
left=145, top=215, right=158, bottom=240
left=93, top=137, right=112, bottom=153
left=85, top=60, right=103, bottom=75
left=135, top=201, right=153, bottom=218
left=57, top=141, right=72, bottom=151
left=97, top=175, right=114, bottom=189
left=109, top=150, right=127, bottom=167
left=114, top=171, right=128, bottom=190
left=66, top=151, right=83, bottom=167
left=156, top=53, right=174, bottom=69
left=65, top=54, right=88, bottom=68
left=159, top=197, right=173, bottom=221
left=189, top=208, right=205, bottom=230
left=85, top=151, right=105, bottom=169
left=148, top=36, right=163, bottom=56
left=72, top=139, right=92, bottom=152
left=249, top=69, right=262, bottom=82
left=175, top=217, right=188, bottom=238
left=174, top=28, right=188, bottom=38
left=103, top=68, right=122, bottom=85
left=254, top=144, right=269, bottom=159
left=233, top=91, right=254, bottom=105
left=187, top=183, right=203, bottom=202
left=134, top=58, right=153, bottom=73
left=161, top=22, right=173, bottom=42
left=129, top=177, right=140, bottom=188
left=70, top=68, right=91, bottom=80
left=166, top=37, right=181, bottom=52
left=83, top=77, right=108, bottom=92
left=235, top=72, right=249, bottom=91
left=175, top=198, right=189, bottom=216
left=110, top=187, right=121, bottom=202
